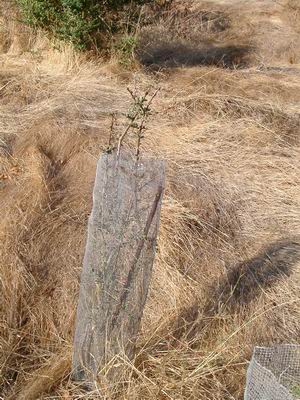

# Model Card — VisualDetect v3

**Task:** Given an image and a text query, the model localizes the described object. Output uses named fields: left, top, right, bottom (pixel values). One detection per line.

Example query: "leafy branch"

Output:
left=117, top=87, right=159, bottom=159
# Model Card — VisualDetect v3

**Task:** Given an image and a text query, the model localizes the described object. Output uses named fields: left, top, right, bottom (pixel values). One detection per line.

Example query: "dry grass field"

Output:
left=0, top=0, right=300, bottom=399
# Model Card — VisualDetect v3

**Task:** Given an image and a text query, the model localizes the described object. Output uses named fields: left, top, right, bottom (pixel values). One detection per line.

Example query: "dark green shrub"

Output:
left=16, top=0, right=145, bottom=49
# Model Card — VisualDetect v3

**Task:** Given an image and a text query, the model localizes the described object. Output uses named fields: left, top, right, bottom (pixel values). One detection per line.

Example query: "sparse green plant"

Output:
left=106, top=87, right=159, bottom=157
left=292, top=384, right=300, bottom=398
left=115, top=34, right=138, bottom=67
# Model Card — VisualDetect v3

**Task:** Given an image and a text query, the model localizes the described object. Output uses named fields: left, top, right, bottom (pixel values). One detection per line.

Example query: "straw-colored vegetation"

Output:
left=0, top=0, right=300, bottom=399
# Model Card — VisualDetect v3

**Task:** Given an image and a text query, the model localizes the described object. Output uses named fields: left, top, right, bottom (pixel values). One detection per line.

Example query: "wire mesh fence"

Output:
left=72, top=150, right=165, bottom=388
left=245, top=345, right=300, bottom=400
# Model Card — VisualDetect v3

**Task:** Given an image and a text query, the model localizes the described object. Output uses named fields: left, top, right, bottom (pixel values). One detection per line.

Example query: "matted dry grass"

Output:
left=0, top=0, right=300, bottom=399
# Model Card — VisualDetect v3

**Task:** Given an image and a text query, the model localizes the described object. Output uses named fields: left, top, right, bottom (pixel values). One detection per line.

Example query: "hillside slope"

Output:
left=0, top=0, right=300, bottom=399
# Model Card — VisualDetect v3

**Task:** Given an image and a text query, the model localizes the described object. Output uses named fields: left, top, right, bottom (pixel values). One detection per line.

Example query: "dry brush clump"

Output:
left=136, top=0, right=300, bottom=69
left=136, top=1, right=254, bottom=69
left=1, top=0, right=300, bottom=399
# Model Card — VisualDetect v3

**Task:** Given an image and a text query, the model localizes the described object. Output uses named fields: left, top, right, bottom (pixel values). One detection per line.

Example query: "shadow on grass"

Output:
left=213, top=239, right=300, bottom=310
left=168, top=239, right=300, bottom=345
left=136, top=40, right=252, bottom=70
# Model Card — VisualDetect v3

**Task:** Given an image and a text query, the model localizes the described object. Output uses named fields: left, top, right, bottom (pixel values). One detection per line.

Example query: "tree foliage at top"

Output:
left=16, top=0, right=145, bottom=49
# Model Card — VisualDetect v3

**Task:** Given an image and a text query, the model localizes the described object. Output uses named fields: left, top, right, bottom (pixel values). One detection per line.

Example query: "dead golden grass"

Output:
left=0, top=0, right=300, bottom=399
